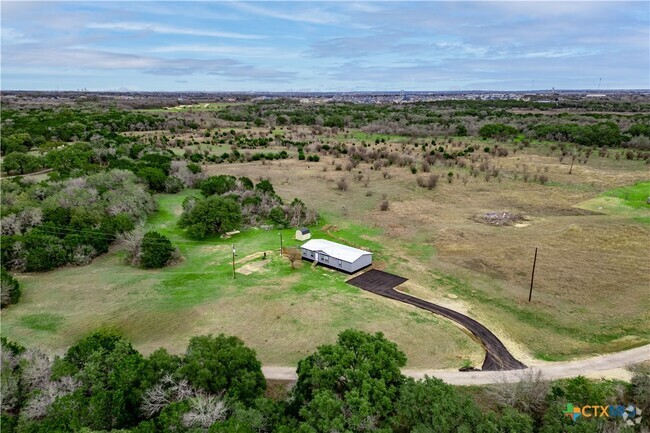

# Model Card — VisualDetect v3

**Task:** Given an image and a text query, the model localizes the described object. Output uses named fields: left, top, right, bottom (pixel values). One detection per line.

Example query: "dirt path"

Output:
left=347, top=269, right=526, bottom=371
left=262, top=345, right=650, bottom=384
left=1, top=168, right=53, bottom=179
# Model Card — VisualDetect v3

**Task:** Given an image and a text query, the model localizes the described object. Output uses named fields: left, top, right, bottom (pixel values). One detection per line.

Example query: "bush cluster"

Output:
left=1, top=170, right=154, bottom=272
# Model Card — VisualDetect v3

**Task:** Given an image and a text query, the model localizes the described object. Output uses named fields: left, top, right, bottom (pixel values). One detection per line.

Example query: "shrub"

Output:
left=337, top=179, right=348, bottom=191
left=380, top=200, right=389, bottom=211
left=238, top=176, right=254, bottom=190
left=137, top=167, right=168, bottom=192
left=187, top=163, right=202, bottom=174
left=1, top=267, right=21, bottom=308
left=255, top=179, right=274, bottom=194
left=479, top=123, right=519, bottom=139
left=269, top=207, right=289, bottom=228
left=23, top=233, right=68, bottom=272
left=164, top=176, right=185, bottom=193
left=200, top=175, right=237, bottom=197
left=140, top=231, right=175, bottom=269
left=426, top=174, right=439, bottom=189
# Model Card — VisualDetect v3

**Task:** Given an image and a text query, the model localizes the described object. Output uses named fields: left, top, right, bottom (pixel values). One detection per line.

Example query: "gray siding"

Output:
left=350, top=254, right=373, bottom=272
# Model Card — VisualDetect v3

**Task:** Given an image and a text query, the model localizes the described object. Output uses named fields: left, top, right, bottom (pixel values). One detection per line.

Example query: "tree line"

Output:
left=1, top=329, right=648, bottom=433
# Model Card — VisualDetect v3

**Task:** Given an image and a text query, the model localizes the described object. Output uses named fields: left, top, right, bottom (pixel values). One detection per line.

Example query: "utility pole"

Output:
left=528, top=246, right=538, bottom=302
left=279, top=232, right=283, bottom=256
left=232, top=244, right=236, bottom=279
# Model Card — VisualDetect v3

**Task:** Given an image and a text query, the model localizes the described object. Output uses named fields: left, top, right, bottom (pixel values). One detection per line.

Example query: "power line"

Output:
left=12, top=225, right=650, bottom=260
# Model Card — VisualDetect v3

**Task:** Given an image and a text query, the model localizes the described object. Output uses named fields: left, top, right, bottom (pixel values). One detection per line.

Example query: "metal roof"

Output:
left=298, top=228, right=310, bottom=234
left=301, top=239, right=372, bottom=263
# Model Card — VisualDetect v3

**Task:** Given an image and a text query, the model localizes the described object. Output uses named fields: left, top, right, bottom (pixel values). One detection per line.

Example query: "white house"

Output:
left=300, top=239, right=372, bottom=273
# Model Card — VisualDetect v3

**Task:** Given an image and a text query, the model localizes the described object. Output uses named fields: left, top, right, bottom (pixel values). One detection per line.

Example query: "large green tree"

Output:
left=292, top=329, right=407, bottom=432
left=2, top=152, right=42, bottom=175
left=178, top=196, right=242, bottom=239
left=391, top=376, right=486, bottom=433
left=45, top=144, right=95, bottom=177
left=34, top=331, right=149, bottom=431
left=179, top=334, right=266, bottom=405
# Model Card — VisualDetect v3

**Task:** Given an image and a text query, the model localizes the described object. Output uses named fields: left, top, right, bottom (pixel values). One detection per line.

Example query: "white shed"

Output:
left=295, top=228, right=311, bottom=241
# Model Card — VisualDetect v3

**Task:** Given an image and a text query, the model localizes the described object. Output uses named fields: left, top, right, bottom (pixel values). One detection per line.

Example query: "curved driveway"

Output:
left=347, top=269, right=526, bottom=371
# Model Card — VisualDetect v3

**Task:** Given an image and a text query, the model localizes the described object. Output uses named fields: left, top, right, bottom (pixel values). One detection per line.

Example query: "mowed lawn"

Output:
left=0, top=190, right=482, bottom=369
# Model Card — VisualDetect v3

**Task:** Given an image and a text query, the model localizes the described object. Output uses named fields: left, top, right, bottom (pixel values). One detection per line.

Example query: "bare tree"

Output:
left=285, top=248, right=302, bottom=269
left=22, top=376, right=80, bottom=420
left=142, top=374, right=197, bottom=418
left=21, top=348, right=52, bottom=394
left=568, top=152, right=577, bottom=174
left=427, top=174, right=440, bottom=189
left=182, top=393, right=228, bottom=429
left=486, top=369, right=550, bottom=420
left=116, top=226, right=145, bottom=265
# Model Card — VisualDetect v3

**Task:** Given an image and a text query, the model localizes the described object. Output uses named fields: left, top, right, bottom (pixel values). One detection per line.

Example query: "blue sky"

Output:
left=1, top=1, right=648, bottom=91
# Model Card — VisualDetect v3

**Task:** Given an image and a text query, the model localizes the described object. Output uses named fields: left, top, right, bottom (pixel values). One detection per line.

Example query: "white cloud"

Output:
left=86, top=21, right=264, bottom=40
left=149, top=44, right=297, bottom=58
left=2, top=45, right=295, bottom=81
left=1, top=27, right=36, bottom=44
left=230, top=2, right=341, bottom=25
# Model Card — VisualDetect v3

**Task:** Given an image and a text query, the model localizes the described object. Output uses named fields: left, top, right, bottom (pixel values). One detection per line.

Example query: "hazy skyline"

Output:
left=1, top=1, right=648, bottom=91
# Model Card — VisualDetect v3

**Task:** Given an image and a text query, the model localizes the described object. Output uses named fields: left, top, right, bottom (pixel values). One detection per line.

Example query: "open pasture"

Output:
left=1, top=191, right=482, bottom=368
left=209, top=139, right=650, bottom=361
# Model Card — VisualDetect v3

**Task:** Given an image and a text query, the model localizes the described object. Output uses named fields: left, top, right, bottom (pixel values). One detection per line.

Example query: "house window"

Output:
left=310, top=252, right=314, bottom=257
left=338, top=259, right=342, bottom=266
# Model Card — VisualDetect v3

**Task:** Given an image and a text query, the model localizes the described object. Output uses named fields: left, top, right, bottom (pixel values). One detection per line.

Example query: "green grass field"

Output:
left=576, top=181, right=650, bottom=223
left=0, top=190, right=481, bottom=368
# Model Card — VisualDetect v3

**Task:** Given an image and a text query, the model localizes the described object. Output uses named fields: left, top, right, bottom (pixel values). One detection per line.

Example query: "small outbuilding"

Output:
left=295, top=228, right=311, bottom=241
left=300, top=239, right=372, bottom=273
